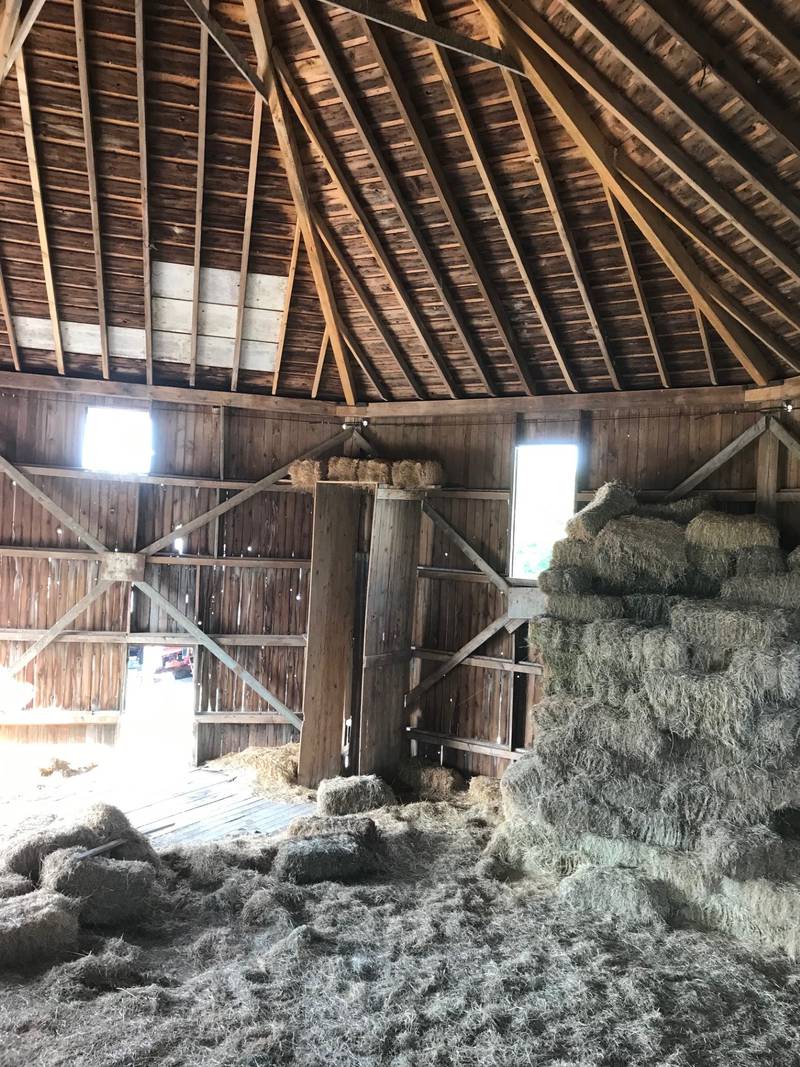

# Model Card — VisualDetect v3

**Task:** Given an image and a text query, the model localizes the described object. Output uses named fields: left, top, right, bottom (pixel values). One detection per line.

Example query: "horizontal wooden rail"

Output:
left=405, top=727, right=527, bottom=761
left=0, top=629, right=306, bottom=646
left=194, top=712, right=299, bottom=725
left=413, top=648, right=542, bottom=675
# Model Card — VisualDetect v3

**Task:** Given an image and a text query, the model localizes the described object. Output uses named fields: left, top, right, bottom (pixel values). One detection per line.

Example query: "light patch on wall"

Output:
left=12, top=261, right=289, bottom=373
left=82, top=406, right=153, bottom=474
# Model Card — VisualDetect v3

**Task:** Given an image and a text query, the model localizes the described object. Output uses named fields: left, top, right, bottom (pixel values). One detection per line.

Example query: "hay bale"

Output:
left=357, top=459, right=391, bottom=484
left=736, top=545, right=787, bottom=577
left=565, top=482, right=636, bottom=541
left=1, top=823, right=100, bottom=880
left=593, top=515, right=689, bottom=591
left=537, top=566, right=592, bottom=594
left=721, top=574, right=800, bottom=610
left=482, top=818, right=576, bottom=880
left=788, top=546, right=800, bottom=571
left=272, top=834, right=376, bottom=884
left=0, top=890, right=78, bottom=969
left=81, top=804, right=159, bottom=866
left=686, top=542, right=734, bottom=583
left=669, top=598, right=797, bottom=651
left=395, top=758, right=465, bottom=800
left=633, top=492, right=714, bottom=523
left=545, top=593, right=624, bottom=623
left=327, top=456, right=359, bottom=482
left=288, top=458, right=326, bottom=491
left=466, top=776, right=503, bottom=814
left=286, top=814, right=379, bottom=846
left=40, top=848, right=156, bottom=926
left=687, top=511, right=779, bottom=551
left=557, top=864, right=668, bottom=926
left=549, top=538, right=595, bottom=569
left=317, top=774, right=396, bottom=815
left=391, top=459, right=443, bottom=489
left=699, top=824, right=800, bottom=882
left=212, top=742, right=300, bottom=792
left=0, top=872, right=33, bottom=899
left=622, top=594, right=678, bottom=627
left=643, top=668, right=754, bottom=745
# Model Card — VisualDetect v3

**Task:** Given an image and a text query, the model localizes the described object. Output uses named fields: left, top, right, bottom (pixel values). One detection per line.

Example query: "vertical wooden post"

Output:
left=756, top=416, right=779, bottom=520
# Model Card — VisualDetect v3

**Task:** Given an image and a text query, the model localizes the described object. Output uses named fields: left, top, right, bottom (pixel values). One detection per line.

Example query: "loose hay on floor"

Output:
left=210, top=743, right=310, bottom=800
left=0, top=891, right=78, bottom=969
left=316, top=774, right=396, bottom=815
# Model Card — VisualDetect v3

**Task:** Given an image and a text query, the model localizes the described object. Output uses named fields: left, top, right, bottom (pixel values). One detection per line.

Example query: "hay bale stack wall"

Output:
left=517, top=485, right=800, bottom=954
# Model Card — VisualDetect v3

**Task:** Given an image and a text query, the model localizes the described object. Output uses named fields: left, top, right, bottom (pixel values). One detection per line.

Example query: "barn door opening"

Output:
left=120, top=643, right=195, bottom=769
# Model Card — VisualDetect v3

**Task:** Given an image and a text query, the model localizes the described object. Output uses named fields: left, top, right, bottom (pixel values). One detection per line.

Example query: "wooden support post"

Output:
left=756, top=417, right=779, bottom=520
left=694, top=303, right=718, bottom=386
left=134, top=580, right=301, bottom=728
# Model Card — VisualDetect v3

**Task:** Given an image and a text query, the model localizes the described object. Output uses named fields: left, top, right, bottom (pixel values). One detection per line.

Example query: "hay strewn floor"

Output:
left=3, top=801, right=800, bottom=1067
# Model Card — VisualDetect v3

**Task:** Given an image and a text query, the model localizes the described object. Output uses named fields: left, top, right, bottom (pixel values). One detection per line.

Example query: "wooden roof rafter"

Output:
left=291, top=0, right=497, bottom=397
left=0, top=0, right=44, bottom=84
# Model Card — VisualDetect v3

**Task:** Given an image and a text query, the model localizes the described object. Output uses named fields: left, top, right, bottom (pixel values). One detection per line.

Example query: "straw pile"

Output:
left=288, top=458, right=326, bottom=491
left=512, top=485, right=800, bottom=953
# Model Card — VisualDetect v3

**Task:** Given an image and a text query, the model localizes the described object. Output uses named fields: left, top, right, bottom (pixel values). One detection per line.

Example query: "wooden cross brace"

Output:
left=1, top=426, right=355, bottom=730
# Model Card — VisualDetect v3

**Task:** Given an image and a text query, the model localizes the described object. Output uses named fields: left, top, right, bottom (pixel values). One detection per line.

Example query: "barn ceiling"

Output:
left=0, top=0, right=799, bottom=405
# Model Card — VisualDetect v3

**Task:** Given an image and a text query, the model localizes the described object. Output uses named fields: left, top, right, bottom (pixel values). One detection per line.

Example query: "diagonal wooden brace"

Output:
left=422, top=501, right=509, bottom=593
left=9, top=579, right=114, bottom=675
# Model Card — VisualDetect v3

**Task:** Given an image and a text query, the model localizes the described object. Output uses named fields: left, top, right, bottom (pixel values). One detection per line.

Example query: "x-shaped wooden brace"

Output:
left=2, top=426, right=358, bottom=729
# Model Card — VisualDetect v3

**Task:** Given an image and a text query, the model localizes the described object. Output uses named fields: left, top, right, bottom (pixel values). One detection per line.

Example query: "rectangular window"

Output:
left=82, top=406, right=153, bottom=475
left=511, top=443, right=579, bottom=579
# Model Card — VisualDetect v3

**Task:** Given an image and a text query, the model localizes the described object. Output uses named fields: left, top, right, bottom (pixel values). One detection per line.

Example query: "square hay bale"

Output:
left=721, top=574, right=800, bottom=610
left=557, top=864, right=668, bottom=926
left=0, top=823, right=100, bottom=880
left=327, top=456, right=359, bottom=482
left=593, top=516, right=689, bottom=592
left=481, top=818, right=576, bottom=880
left=545, top=593, right=624, bottom=623
left=537, top=566, right=593, bottom=595
left=549, top=538, right=595, bottom=569
left=286, top=814, right=379, bottom=846
left=633, top=492, right=714, bottom=524
left=788, top=546, right=800, bottom=572
left=81, top=804, right=159, bottom=866
left=0, top=891, right=79, bottom=969
left=642, top=669, right=755, bottom=745
left=272, top=834, right=376, bottom=884
left=736, top=546, right=787, bottom=577
left=288, top=458, right=326, bottom=492
left=622, top=594, right=679, bottom=627
left=391, top=459, right=444, bottom=489
left=565, top=482, right=636, bottom=541
left=395, top=758, right=465, bottom=800
left=686, top=542, right=734, bottom=582
left=687, top=511, right=779, bottom=551
left=357, top=459, right=391, bottom=485
left=699, top=824, right=800, bottom=882
left=727, top=646, right=800, bottom=705
left=40, top=848, right=156, bottom=926
left=317, top=774, right=396, bottom=815
left=669, top=598, right=797, bottom=651
left=0, top=873, right=33, bottom=899
left=466, top=776, right=503, bottom=814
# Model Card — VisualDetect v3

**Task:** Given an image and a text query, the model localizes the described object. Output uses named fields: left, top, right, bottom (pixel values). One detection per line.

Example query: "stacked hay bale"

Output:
left=499, top=483, right=800, bottom=954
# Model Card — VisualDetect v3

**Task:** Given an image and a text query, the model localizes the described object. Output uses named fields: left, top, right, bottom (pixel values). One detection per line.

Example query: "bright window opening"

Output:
left=511, top=443, right=579, bottom=579
left=82, top=406, right=153, bottom=474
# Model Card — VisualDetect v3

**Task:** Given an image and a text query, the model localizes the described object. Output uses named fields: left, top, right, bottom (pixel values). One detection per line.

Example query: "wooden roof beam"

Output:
left=317, top=0, right=800, bottom=340
left=189, top=4, right=208, bottom=387
left=481, top=0, right=776, bottom=386
left=497, top=0, right=800, bottom=292
left=274, top=52, right=434, bottom=398
left=603, top=185, right=670, bottom=388
left=271, top=220, right=300, bottom=395
left=726, top=0, right=800, bottom=71
left=134, top=0, right=153, bottom=385
left=292, top=0, right=496, bottom=396
left=490, top=44, right=621, bottom=389
left=0, top=0, right=21, bottom=71
left=362, top=18, right=536, bottom=395
left=16, top=53, right=64, bottom=376
left=241, top=0, right=356, bottom=405
left=0, top=259, right=20, bottom=371
left=642, top=0, right=800, bottom=165
left=74, top=0, right=109, bottom=380
left=560, top=0, right=800, bottom=232
left=410, top=0, right=576, bottom=392
left=0, top=0, right=44, bottom=83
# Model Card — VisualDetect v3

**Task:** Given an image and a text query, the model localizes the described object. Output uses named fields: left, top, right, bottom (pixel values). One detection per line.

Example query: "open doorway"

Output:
left=120, top=644, right=196, bottom=769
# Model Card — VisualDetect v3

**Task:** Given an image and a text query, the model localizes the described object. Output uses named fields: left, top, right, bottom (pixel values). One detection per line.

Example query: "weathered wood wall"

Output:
left=1, top=386, right=798, bottom=771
